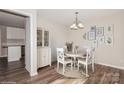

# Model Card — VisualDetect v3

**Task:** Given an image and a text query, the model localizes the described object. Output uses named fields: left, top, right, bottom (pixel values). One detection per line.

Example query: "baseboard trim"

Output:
left=25, top=66, right=38, bottom=77
left=25, top=66, right=30, bottom=73
left=96, top=62, right=124, bottom=70
left=30, top=72, right=38, bottom=77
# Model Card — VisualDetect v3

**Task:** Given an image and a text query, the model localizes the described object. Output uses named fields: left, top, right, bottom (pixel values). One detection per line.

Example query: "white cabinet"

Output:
left=8, top=46, right=21, bottom=62
left=7, top=27, right=25, bottom=40
left=37, top=47, right=51, bottom=68
left=37, top=27, right=51, bottom=68
left=0, top=26, right=25, bottom=58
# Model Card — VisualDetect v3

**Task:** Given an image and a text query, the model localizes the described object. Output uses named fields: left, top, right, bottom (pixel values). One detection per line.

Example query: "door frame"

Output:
left=2, top=9, right=38, bottom=76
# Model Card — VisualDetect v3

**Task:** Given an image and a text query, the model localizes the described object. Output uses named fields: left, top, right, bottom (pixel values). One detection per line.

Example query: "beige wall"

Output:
left=37, top=14, right=69, bottom=61
left=68, top=12, right=124, bottom=69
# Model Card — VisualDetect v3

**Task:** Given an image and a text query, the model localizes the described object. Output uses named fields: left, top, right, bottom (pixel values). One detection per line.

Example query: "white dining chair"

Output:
left=77, top=48, right=95, bottom=77
left=57, top=48, right=73, bottom=74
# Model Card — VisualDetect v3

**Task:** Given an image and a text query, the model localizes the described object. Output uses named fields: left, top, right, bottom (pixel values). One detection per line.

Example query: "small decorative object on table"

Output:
left=65, top=42, right=73, bottom=52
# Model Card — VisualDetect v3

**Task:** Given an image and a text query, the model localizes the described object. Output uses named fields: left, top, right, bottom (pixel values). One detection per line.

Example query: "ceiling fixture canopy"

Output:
left=70, top=12, right=84, bottom=30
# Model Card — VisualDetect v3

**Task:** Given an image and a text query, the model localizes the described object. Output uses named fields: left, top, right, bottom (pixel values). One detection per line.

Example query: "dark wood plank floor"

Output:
left=0, top=59, right=124, bottom=84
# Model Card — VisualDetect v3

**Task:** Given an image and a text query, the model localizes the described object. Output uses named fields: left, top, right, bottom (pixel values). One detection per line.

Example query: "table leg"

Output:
left=73, top=57, right=76, bottom=70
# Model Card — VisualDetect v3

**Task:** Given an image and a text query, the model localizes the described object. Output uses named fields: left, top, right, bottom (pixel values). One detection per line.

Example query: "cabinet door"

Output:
left=42, top=56, right=48, bottom=66
left=37, top=47, right=51, bottom=68
left=37, top=29, right=42, bottom=46
left=37, top=47, right=41, bottom=68
left=8, top=46, right=21, bottom=62
left=41, top=48, right=48, bottom=66
left=44, top=31, right=49, bottom=47
left=48, top=48, right=51, bottom=66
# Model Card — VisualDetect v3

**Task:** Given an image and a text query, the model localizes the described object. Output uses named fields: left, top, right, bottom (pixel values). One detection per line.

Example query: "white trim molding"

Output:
left=5, top=9, right=38, bottom=77
left=30, top=72, right=38, bottom=77
left=96, top=62, right=124, bottom=70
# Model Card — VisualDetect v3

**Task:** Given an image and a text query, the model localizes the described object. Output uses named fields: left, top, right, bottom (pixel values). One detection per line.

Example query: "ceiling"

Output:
left=0, top=9, right=124, bottom=29
left=0, top=11, right=26, bottom=28
left=37, top=9, right=124, bottom=27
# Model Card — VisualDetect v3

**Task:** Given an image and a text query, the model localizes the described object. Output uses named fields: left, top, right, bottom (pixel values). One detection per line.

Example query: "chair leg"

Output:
left=92, top=62, right=94, bottom=72
left=84, top=65, right=85, bottom=69
left=63, top=64, right=65, bottom=74
left=71, top=62, right=73, bottom=70
left=57, top=62, right=59, bottom=71
left=86, top=64, right=89, bottom=77
left=77, top=62, right=79, bottom=71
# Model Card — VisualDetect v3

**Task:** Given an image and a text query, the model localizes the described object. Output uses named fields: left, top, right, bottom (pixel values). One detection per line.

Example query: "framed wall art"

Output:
left=88, top=26, right=96, bottom=40
left=88, top=30, right=96, bottom=40
left=96, top=27, right=104, bottom=37
left=105, top=24, right=114, bottom=46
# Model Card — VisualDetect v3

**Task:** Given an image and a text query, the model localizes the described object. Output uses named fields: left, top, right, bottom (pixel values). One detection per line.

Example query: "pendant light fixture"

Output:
left=70, top=12, right=84, bottom=30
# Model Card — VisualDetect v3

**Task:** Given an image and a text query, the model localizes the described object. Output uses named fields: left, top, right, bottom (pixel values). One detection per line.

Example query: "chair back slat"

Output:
left=86, top=48, right=95, bottom=63
left=57, top=48, right=64, bottom=62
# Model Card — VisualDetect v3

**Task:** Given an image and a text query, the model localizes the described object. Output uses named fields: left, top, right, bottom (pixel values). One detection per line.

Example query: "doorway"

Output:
left=0, top=9, right=37, bottom=77
left=0, top=10, right=26, bottom=75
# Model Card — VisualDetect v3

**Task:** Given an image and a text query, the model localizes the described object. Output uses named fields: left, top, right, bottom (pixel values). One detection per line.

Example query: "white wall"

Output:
left=68, top=12, right=124, bottom=69
left=67, top=22, right=91, bottom=50
left=37, top=14, right=69, bottom=61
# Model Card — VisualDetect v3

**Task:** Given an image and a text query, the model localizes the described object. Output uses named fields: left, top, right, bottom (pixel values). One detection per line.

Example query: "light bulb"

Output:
left=78, top=22, right=84, bottom=29
left=70, top=23, right=78, bottom=30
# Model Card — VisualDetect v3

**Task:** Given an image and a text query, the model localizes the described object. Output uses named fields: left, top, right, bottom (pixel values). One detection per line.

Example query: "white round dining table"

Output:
left=65, top=52, right=86, bottom=69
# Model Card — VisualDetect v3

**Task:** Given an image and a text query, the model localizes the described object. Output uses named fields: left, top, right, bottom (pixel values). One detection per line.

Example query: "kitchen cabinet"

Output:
left=8, top=46, right=21, bottom=62
left=0, top=26, right=25, bottom=62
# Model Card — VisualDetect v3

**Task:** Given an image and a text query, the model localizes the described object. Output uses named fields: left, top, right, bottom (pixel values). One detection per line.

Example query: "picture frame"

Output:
left=105, top=36, right=113, bottom=45
left=88, top=30, right=96, bottom=40
left=97, top=36, right=105, bottom=45
left=92, top=40, right=98, bottom=48
left=105, top=24, right=114, bottom=46
left=96, top=27, right=104, bottom=37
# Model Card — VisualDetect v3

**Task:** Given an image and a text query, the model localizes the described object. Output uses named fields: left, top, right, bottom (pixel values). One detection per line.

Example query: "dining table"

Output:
left=65, top=52, right=86, bottom=70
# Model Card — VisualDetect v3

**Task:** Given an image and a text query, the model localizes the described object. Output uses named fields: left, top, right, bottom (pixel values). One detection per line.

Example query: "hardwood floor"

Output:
left=0, top=59, right=124, bottom=84
left=85, top=64, right=123, bottom=84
